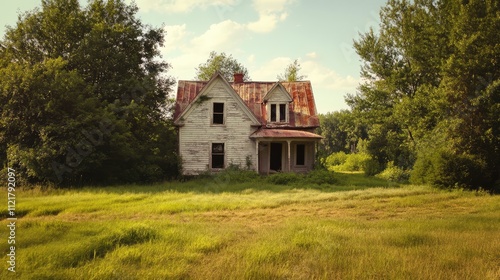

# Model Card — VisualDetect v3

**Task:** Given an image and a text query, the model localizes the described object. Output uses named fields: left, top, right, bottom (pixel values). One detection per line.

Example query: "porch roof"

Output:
left=250, top=129, right=323, bottom=139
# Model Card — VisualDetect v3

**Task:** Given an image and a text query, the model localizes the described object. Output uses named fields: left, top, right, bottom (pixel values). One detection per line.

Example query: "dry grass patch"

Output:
left=1, top=175, right=499, bottom=279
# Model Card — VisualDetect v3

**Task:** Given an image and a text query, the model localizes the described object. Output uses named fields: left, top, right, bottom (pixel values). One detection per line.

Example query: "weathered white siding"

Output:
left=179, top=79, right=258, bottom=175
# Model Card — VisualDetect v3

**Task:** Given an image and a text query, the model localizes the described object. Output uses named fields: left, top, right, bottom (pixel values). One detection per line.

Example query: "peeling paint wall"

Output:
left=179, top=79, right=258, bottom=175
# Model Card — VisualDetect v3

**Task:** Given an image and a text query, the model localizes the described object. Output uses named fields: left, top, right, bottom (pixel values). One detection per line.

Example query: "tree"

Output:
left=0, top=0, right=178, bottom=185
left=195, top=51, right=250, bottom=82
left=277, top=59, right=307, bottom=82
left=318, top=110, right=367, bottom=155
left=349, top=0, right=499, bottom=191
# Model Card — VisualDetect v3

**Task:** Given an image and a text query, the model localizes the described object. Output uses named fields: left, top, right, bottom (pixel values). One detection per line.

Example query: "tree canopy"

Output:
left=321, top=0, right=499, bottom=191
left=195, top=51, right=250, bottom=82
left=0, top=0, right=179, bottom=185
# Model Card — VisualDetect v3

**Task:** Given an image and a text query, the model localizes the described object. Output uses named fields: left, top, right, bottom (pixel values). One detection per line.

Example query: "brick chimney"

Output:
left=233, top=73, right=244, bottom=83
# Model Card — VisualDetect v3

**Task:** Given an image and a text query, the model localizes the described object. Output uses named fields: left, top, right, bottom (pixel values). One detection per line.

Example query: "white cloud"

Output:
left=247, top=14, right=280, bottom=33
left=302, top=61, right=359, bottom=90
left=190, top=20, right=246, bottom=52
left=279, top=12, right=288, bottom=21
left=163, top=24, right=187, bottom=53
left=251, top=57, right=292, bottom=80
left=161, top=20, right=247, bottom=81
left=247, top=0, right=293, bottom=33
left=134, top=0, right=239, bottom=13
left=252, top=0, right=293, bottom=14
left=301, top=60, right=359, bottom=113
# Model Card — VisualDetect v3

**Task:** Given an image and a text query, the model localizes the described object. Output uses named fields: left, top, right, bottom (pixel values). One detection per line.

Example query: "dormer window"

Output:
left=263, top=83, right=293, bottom=124
left=269, top=103, right=288, bottom=123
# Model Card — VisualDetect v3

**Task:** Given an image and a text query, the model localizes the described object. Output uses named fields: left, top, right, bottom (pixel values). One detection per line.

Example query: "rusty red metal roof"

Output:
left=249, top=129, right=323, bottom=139
left=174, top=77, right=320, bottom=128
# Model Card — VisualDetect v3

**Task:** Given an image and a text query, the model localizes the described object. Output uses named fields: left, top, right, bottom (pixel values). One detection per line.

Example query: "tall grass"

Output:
left=1, top=173, right=499, bottom=279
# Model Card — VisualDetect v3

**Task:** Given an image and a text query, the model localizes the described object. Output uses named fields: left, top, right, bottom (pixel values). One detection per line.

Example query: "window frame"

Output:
left=210, top=142, right=225, bottom=169
left=295, top=143, right=306, bottom=166
left=279, top=104, right=287, bottom=122
left=212, top=102, right=225, bottom=125
left=268, top=102, right=288, bottom=123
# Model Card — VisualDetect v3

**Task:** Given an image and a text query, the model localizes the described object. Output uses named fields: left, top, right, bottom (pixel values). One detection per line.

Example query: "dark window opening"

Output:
left=296, top=144, right=305, bottom=165
left=270, top=104, right=277, bottom=122
left=279, top=104, right=287, bottom=122
left=270, top=143, right=282, bottom=171
left=213, top=103, right=224, bottom=124
left=211, top=143, right=224, bottom=168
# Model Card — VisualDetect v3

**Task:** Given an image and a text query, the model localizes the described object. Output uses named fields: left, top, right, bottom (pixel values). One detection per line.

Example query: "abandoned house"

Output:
left=173, top=72, right=322, bottom=175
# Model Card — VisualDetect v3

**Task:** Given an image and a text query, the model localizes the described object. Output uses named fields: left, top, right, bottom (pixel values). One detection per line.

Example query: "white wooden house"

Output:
left=173, top=72, right=322, bottom=175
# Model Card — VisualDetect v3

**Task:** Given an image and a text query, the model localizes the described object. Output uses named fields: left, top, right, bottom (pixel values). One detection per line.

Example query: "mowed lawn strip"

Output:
left=1, top=175, right=499, bottom=279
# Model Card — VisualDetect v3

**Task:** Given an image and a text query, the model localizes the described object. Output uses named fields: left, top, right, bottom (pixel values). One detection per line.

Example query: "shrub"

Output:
left=326, top=152, right=373, bottom=173
left=266, top=172, right=301, bottom=185
left=363, top=158, right=381, bottom=176
left=411, top=149, right=489, bottom=190
left=212, top=165, right=261, bottom=183
left=376, top=161, right=409, bottom=182
left=220, top=170, right=261, bottom=184
left=325, top=152, right=348, bottom=167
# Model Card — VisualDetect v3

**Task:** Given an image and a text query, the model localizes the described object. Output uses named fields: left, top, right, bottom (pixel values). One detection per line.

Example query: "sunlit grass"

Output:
left=1, top=173, right=499, bottom=279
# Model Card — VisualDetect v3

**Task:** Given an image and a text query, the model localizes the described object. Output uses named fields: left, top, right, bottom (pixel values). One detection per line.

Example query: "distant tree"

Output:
left=0, top=0, right=179, bottom=185
left=195, top=51, right=250, bottom=82
left=277, top=59, right=307, bottom=82
left=318, top=110, right=367, bottom=155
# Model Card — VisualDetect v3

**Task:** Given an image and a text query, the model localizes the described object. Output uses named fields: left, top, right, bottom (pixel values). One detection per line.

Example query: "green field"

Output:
left=1, top=173, right=499, bottom=279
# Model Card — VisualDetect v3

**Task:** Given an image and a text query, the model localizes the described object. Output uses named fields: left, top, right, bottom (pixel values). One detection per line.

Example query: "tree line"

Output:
left=320, top=0, right=499, bottom=192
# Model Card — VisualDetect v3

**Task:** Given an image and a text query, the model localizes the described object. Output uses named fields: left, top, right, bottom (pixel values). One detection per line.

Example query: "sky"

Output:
left=0, top=0, right=388, bottom=114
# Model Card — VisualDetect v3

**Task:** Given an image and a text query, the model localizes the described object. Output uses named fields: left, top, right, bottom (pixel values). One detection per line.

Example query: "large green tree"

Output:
left=347, top=0, right=499, bottom=190
left=0, top=0, right=178, bottom=185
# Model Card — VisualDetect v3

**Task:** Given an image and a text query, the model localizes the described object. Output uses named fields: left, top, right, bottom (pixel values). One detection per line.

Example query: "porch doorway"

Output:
left=270, top=143, right=282, bottom=171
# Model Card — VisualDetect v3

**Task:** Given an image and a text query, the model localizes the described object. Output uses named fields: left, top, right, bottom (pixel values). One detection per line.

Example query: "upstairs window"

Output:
left=211, top=143, right=224, bottom=169
left=269, top=103, right=288, bottom=123
left=271, top=104, right=277, bottom=122
left=213, top=102, right=224, bottom=125
left=279, top=104, right=286, bottom=122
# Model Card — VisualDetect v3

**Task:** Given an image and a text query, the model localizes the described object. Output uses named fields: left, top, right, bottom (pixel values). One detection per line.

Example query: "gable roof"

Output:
left=174, top=76, right=320, bottom=128
left=263, top=83, right=293, bottom=102
left=174, top=72, right=260, bottom=126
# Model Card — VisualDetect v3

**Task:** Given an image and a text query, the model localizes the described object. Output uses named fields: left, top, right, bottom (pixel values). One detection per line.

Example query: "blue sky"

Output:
left=0, top=0, right=387, bottom=113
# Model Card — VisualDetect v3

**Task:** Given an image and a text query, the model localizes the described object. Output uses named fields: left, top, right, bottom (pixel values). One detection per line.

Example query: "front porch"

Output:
left=250, top=129, right=323, bottom=174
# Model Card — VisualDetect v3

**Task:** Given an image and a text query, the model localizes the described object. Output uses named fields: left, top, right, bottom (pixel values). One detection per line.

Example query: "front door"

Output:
left=270, top=143, right=282, bottom=171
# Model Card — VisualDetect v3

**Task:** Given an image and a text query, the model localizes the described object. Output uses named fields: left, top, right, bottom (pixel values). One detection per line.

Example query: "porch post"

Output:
left=287, top=140, right=291, bottom=172
left=255, top=140, right=259, bottom=173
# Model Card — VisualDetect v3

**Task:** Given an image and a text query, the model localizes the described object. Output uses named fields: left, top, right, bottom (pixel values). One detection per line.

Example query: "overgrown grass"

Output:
left=1, top=173, right=499, bottom=279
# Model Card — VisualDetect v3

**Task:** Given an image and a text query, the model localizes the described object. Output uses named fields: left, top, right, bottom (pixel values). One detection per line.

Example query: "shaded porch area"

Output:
left=250, top=129, right=323, bottom=174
